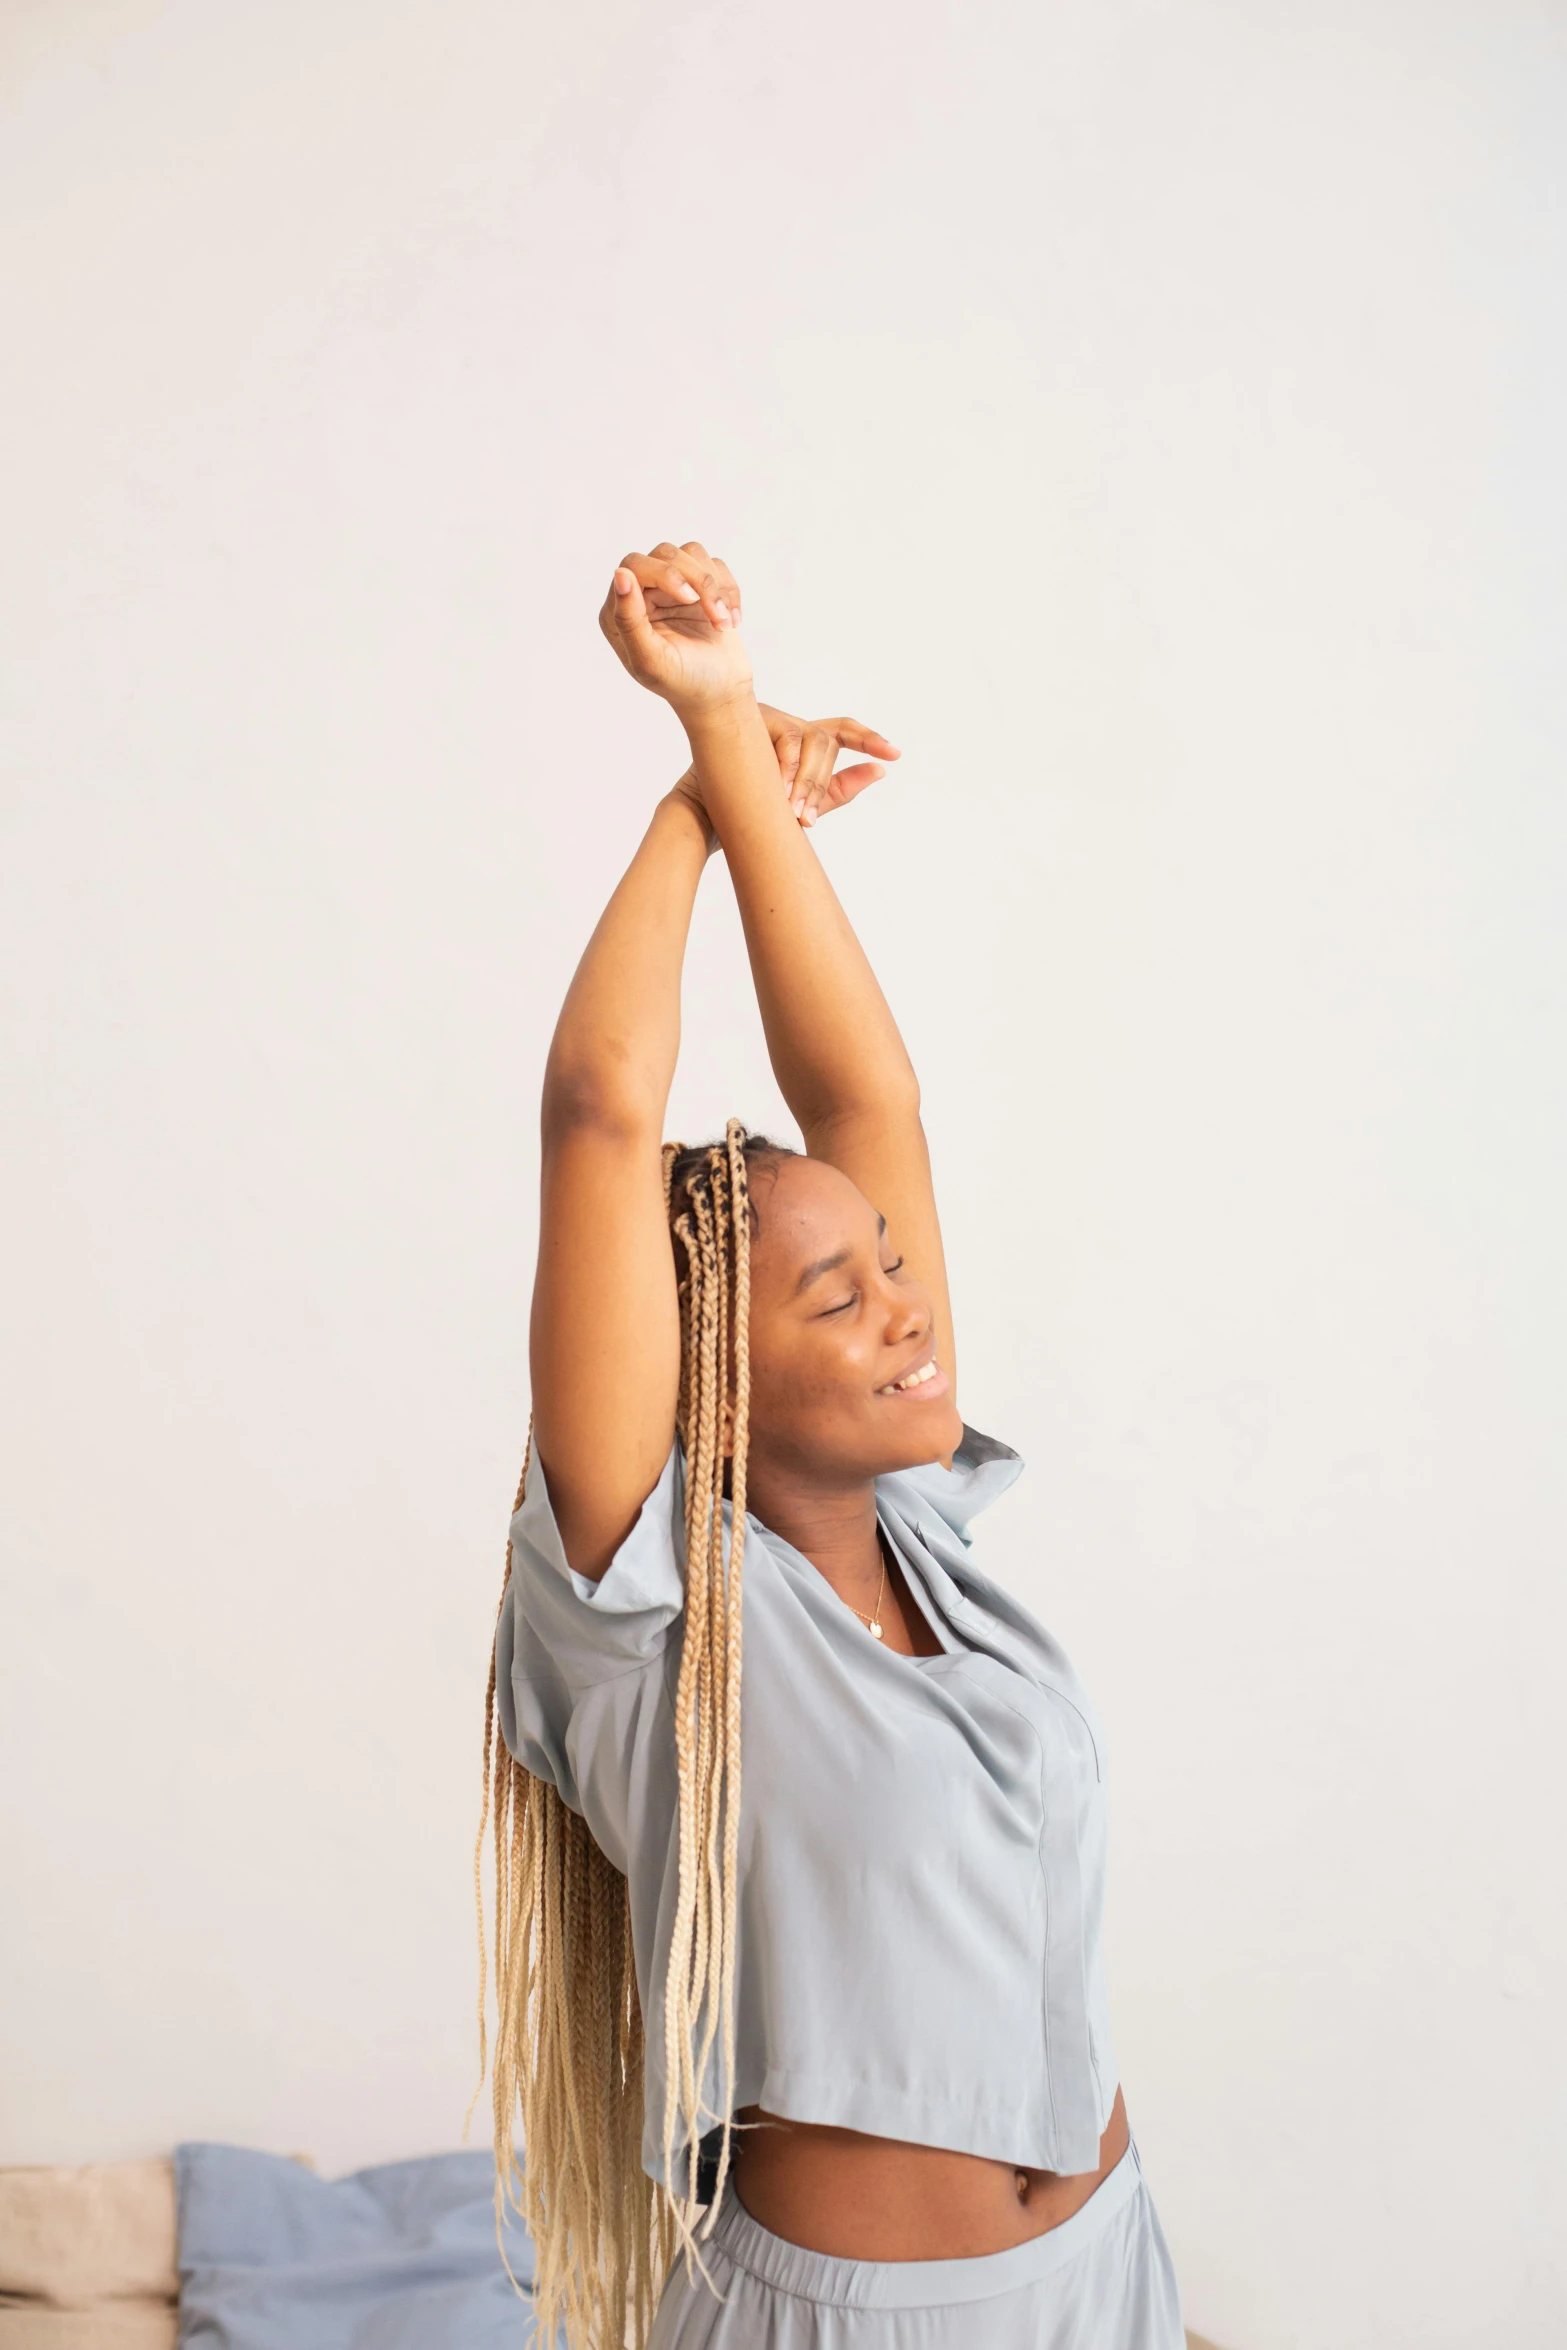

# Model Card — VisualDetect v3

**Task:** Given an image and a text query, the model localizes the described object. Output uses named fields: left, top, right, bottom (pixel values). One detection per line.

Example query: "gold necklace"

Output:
left=846, top=1534, right=889, bottom=1641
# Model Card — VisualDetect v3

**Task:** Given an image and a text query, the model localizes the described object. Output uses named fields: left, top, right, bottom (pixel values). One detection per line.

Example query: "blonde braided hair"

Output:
left=473, top=1118, right=779, bottom=2349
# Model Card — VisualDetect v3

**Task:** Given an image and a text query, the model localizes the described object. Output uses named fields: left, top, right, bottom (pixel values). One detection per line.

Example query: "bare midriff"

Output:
left=730, top=2088, right=1129, bottom=2261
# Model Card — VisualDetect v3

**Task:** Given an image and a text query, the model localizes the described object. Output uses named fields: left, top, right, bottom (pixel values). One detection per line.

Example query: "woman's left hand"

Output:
left=599, top=540, right=751, bottom=715
left=758, top=706, right=901, bottom=828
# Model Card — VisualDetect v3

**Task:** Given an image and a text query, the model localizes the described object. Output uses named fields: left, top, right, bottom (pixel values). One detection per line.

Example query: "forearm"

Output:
left=685, top=697, right=919, bottom=1135
left=541, top=789, right=713, bottom=1139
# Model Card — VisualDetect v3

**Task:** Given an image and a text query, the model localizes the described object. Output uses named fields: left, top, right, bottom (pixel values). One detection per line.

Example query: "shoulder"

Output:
left=504, top=1440, right=687, bottom=1696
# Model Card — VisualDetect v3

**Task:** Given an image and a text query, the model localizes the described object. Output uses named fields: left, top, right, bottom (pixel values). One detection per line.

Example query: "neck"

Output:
left=739, top=1460, right=884, bottom=1608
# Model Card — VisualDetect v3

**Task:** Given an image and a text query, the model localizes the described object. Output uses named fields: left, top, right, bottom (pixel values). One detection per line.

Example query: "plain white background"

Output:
left=2, top=4, right=1564, bottom=2345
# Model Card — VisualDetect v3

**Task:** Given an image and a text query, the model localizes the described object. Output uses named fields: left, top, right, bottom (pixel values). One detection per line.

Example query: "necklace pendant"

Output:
left=870, top=1621, right=884, bottom=1639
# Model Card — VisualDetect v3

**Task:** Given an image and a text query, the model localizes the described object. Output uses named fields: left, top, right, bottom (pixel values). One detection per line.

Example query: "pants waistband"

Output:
left=704, top=2139, right=1147, bottom=2310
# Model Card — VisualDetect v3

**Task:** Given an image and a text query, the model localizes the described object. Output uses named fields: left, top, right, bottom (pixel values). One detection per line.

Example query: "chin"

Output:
left=877, top=1398, right=965, bottom=1473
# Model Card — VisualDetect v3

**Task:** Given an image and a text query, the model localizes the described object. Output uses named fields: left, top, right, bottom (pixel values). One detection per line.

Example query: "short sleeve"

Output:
left=875, top=1423, right=1023, bottom=1549
left=495, top=1442, right=687, bottom=1794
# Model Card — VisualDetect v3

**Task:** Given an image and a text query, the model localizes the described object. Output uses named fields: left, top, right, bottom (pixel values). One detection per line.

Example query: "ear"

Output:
left=720, top=1396, right=735, bottom=1460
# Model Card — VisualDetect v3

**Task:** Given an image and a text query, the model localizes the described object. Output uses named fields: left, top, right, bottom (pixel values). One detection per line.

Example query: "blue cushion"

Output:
left=175, top=2144, right=553, bottom=2347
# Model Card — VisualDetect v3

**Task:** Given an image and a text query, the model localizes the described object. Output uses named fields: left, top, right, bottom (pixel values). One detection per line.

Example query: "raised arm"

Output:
left=529, top=790, right=712, bottom=1577
left=603, top=542, right=957, bottom=1394
left=531, top=544, right=761, bottom=1575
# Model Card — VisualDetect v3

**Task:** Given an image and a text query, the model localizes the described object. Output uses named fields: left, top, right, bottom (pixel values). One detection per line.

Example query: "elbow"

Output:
left=791, top=1052, right=922, bottom=1136
left=802, top=1076, right=924, bottom=1144
left=539, top=1061, right=664, bottom=1153
left=884, top=1070, right=924, bottom=1124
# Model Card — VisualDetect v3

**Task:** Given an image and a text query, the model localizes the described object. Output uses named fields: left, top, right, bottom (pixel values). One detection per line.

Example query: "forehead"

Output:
left=749, top=1155, right=882, bottom=1295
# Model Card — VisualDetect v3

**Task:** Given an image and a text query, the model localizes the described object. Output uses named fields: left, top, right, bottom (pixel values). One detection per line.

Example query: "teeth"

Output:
left=883, top=1358, right=939, bottom=1394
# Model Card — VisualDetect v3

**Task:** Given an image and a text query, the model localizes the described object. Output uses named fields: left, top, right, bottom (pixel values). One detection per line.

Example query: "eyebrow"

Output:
left=793, top=1216, right=886, bottom=1297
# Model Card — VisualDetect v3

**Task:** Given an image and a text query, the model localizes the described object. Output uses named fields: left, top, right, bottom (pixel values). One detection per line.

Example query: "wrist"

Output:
left=678, top=688, right=763, bottom=748
left=659, top=777, right=719, bottom=857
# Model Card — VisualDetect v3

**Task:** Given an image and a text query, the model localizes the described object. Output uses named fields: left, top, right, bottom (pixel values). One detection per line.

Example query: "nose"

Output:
left=882, top=1278, right=928, bottom=1345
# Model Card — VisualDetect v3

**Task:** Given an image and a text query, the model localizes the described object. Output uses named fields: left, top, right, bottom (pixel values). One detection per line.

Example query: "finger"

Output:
left=827, top=760, right=886, bottom=799
left=773, top=723, right=804, bottom=788
left=682, top=553, right=734, bottom=631
left=620, top=550, right=699, bottom=609
left=756, top=704, right=803, bottom=788
left=707, top=554, right=742, bottom=628
left=804, top=761, right=884, bottom=824
left=676, top=540, right=741, bottom=629
left=649, top=549, right=728, bottom=628
left=645, top=539, right=732, bottom=630
left=792, top=723, right=838, bottom=822
left=787, top=726, right=823, bottom=821
left=657, top=558, right=703, bottom=609
left=757, top=704, right=802, bottom=774
left=823, top=717, right=900, bottom=758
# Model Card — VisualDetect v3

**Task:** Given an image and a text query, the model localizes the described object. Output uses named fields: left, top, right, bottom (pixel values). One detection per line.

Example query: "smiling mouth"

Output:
left=877, top=1355, right=948, bottom=1398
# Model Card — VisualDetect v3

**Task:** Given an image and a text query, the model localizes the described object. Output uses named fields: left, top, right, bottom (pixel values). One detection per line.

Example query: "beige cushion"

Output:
left=0, top=2158, right=177, bottom=2350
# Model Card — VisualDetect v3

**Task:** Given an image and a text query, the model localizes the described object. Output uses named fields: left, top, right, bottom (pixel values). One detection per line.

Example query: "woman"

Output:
left=477, top=540, right=1184, bottom=2349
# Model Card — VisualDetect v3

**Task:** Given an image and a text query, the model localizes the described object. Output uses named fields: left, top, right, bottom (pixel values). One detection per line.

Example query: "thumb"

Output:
left=823, top=760, right=885, bottom=812
left=604, top=566, right=677, bottom=690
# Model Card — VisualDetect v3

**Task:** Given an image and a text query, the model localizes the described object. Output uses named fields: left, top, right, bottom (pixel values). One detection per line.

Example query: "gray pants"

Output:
left=648, top=2141, right=1184, bottom=2348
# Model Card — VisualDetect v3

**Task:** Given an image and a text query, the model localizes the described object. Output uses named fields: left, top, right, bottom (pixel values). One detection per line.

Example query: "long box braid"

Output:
left=472, top=1119, right=771, bottom=2350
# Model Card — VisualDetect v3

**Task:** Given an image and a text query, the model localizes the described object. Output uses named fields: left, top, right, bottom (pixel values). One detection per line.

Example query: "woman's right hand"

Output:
left=599, top=540, right=753, bottom=716
left=667, top=706, right=897, bottom=848
left=758, top=706, right=899, bottom=827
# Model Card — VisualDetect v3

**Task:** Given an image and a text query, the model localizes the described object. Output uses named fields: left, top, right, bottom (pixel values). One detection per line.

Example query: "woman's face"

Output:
left=738, top=1154, right=963, bottom=1485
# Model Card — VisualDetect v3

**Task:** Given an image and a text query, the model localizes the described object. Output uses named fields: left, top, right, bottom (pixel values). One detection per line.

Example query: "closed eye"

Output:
left=818, top=1258, right=904, bottom=1316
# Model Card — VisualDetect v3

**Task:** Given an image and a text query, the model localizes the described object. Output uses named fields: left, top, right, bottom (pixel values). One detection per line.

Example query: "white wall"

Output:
left=2, top=3, right=1563, bottom=2344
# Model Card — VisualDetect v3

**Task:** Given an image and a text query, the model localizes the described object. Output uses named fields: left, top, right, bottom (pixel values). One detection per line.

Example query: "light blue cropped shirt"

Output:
left=496, top=1426, right=1118, bottom=2188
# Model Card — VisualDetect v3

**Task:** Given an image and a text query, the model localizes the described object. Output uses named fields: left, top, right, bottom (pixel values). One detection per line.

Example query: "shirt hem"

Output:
left=753, top=2069, right=1105, bottom=2178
